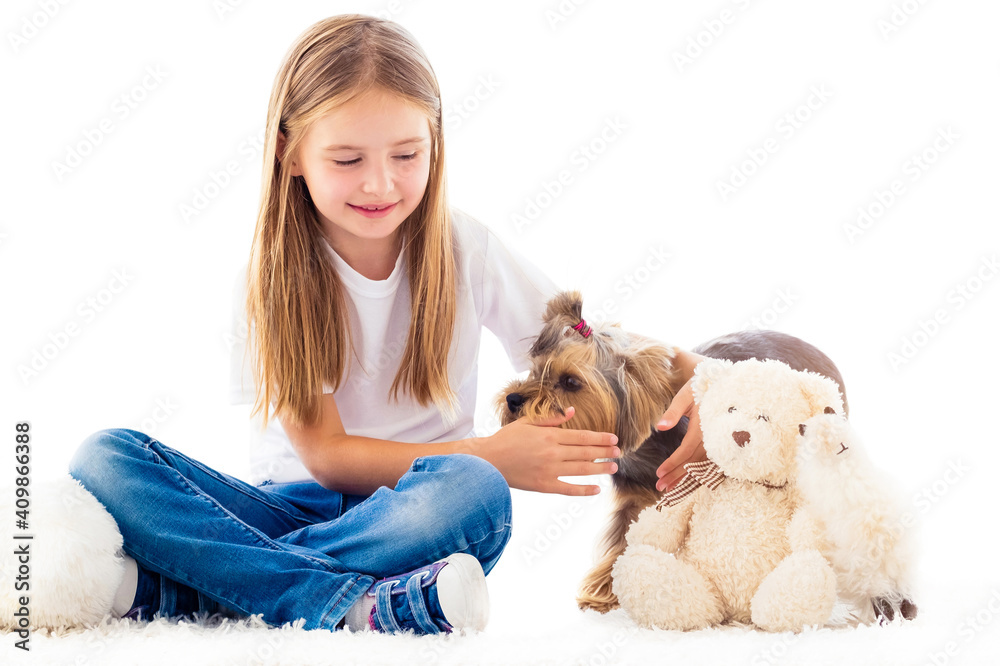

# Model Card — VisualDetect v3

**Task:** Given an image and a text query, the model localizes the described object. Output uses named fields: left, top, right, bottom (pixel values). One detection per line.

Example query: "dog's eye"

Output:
left=757, top=414, right=770, bottom=422
left=728, top=406, right=736, bottom=413
left=558, top=374, right=583, bottom=392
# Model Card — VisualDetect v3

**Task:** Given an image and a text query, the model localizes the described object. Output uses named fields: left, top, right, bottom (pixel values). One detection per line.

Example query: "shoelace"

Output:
left=372, top=570, right=442, bottom=634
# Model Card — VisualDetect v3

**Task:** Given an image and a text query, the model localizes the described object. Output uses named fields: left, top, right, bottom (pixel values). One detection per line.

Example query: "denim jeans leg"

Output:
left=274, top=454, right=513, bottom=578
left=68, top=428, right=372, bottom=630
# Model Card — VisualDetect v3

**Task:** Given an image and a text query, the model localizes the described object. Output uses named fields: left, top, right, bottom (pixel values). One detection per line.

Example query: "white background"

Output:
left=2, top=0, right=998, bottom=645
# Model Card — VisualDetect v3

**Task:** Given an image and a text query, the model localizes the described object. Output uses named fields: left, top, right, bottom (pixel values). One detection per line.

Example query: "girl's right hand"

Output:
left=475, top=407, right=620, bottom=496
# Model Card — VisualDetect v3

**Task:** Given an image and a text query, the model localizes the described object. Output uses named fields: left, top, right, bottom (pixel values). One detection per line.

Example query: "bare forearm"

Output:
left=672, top=347, right=707, bottom=390
left=303, top=433, right=479, bottom=495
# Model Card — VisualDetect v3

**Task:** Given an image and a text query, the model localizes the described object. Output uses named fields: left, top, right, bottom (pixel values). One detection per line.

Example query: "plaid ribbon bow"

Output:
left=655, top=459, right=727, bottom=511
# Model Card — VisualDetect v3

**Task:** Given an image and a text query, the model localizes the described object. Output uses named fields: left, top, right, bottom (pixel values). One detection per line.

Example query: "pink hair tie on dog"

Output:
left=572, top=319, right=592, bottom=338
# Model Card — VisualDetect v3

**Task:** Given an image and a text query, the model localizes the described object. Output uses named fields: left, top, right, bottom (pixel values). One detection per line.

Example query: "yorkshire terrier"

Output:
left=495, top=291, right=848, bottom=613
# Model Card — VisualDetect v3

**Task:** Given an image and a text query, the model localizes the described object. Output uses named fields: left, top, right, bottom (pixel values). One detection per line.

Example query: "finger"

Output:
left=557, top=460, right=618, bottom=477
left=560, top=429, right=619, bottom=448
left=656, top=430, right=705, bottom=492
left=547, top=479, right=602, bottom=496
left=658, top=466, right=689, bottom=492
left=525, top=405, right=576, bottom=427
left=655, top=431, right=700, bottom=478
left=656, top=382, right=694, bottom=430
left=557, top=445, right=621, bottom=462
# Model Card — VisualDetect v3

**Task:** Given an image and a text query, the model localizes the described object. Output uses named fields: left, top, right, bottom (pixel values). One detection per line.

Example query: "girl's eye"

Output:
left=394, top=152, right=418, bottom=161
left=333, top=158, right=361, bottom=166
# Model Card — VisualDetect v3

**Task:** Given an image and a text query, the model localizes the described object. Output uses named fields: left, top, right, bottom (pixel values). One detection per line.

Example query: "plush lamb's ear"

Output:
left=529, top=290, right=587, bottom=357
left=797, top=370, right=845, bottom=418
left=691, top=358, right=733, bottom=405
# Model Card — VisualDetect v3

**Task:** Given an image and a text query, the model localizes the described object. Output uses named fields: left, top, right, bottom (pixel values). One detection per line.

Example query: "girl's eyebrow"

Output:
left=322, top=137, right=429, bottom=151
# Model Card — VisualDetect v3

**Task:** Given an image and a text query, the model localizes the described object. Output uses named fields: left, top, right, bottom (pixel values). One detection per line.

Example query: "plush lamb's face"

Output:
left=693, top=359, right=844, bottom=487
left=797, top=412, right=852, bottom=466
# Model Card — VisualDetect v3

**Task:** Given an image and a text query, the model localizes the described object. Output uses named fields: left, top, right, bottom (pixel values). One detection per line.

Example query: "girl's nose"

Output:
left=360, top=161, right=393, bottom=196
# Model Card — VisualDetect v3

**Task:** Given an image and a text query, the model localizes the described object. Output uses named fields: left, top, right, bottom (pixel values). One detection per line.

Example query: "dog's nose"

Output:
left=733, top=431, right=750, bottom=447
left=506, top=393, right=526, bottom=413
left=799, top=424, right=807, bottom=436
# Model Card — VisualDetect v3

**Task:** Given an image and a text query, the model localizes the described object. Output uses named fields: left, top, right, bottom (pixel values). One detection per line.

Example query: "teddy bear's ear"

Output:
left=691, top=358, right=733, bottom=405
left=797, top=370, right=845, bottom=418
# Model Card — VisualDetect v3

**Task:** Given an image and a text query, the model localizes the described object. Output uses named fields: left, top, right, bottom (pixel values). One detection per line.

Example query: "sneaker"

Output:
left=367, top=553, right=489, bottom=634
left=121, top=561, right=161, bottom=622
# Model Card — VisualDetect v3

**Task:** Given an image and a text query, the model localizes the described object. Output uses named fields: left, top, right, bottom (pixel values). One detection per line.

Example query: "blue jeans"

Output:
left=67, top=428, right=512, bottom=631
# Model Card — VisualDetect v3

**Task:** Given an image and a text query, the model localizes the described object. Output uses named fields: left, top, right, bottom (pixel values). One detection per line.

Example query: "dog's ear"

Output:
left=796, top=369, right=845, bottom=418
left=690, top=358, right=733, bottom=405
left=615, top=343, right=678, bottom=452
left=529, top=290, right=586, bottom=357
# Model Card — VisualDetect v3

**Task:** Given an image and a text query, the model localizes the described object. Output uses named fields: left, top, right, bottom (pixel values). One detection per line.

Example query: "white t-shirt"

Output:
left=228, top=209, right=559, bottom=485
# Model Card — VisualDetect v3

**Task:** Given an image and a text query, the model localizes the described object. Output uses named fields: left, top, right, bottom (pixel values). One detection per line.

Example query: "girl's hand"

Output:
left=654, top=378, right=707, bottom=492
left=478, top=407, right=620, bottom=496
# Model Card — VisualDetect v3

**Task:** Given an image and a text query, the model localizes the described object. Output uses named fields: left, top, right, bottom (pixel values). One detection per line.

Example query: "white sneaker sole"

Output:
left=435, top=553, right=489, bottom=632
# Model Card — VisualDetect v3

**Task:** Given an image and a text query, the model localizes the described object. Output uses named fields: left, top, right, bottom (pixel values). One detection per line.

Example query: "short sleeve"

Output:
left=479, top=227, right=561, bottom=373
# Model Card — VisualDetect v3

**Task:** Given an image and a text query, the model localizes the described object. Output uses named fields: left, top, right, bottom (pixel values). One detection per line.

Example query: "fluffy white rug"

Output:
left=5, top=580, right=997, bottom=666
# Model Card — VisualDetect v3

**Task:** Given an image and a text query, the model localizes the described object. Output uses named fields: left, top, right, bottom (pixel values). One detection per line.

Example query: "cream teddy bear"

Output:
left=611, top=358, right=843, bottom=632
left=796, top=411, right=918, bottom=624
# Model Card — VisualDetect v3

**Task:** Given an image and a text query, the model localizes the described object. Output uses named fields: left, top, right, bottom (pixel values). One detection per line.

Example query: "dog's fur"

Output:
left=495, top=291, right=848, bottom=613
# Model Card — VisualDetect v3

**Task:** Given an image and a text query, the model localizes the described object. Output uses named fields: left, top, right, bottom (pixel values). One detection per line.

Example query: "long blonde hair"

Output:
left=245, top=15, right=456, bottom=430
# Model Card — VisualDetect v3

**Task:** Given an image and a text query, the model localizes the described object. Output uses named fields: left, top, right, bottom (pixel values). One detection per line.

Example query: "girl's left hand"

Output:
left=653, top=377, right=707, bottom=491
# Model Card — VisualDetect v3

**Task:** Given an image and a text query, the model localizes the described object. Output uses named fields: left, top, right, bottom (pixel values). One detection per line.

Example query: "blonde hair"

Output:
left=244, top=15, right=456, bottom=430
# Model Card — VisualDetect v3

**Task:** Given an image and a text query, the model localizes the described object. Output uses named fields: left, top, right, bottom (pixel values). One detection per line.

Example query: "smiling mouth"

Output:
left=352, top=203, right=394, bottom=211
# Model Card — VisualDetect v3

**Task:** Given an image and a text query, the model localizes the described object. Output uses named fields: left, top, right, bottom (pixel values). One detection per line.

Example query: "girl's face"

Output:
left=282, top=89, right=433, bottom=252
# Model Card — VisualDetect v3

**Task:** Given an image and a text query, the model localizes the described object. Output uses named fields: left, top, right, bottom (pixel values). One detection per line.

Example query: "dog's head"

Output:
left=495, top=291, right=680, bottom=454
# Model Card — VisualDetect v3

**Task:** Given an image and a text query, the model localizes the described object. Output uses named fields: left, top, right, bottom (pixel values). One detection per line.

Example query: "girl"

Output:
left=68, top=14, right=704, bottom=635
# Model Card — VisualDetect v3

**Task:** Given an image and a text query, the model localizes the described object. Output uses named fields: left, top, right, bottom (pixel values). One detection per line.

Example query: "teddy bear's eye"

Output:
left=757, top=414, right=770, bottom=422
left=728, top=406, right=736, bottom=413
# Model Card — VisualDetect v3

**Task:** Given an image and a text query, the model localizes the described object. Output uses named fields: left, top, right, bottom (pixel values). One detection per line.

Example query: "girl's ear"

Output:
left=276, top=131, right=302, bottom=176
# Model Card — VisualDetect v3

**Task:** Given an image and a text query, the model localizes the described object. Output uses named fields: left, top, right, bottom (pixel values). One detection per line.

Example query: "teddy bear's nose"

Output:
left=733, top=431, right=751, bottom=447
left=799, top=424, right=807, bottom=436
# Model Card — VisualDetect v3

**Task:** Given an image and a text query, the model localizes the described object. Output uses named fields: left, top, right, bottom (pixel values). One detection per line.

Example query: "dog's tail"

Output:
left=576, top=486, right=659, bottom=613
